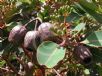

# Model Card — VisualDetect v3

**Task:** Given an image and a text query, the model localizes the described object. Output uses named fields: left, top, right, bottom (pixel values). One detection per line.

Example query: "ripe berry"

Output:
left=24, top=30, right=41, bottom=51
left=8, top=25, right=27, bottom=45
left=74, top=45, right=92, bottom=65
left=38, top=22, right=53, bottom=41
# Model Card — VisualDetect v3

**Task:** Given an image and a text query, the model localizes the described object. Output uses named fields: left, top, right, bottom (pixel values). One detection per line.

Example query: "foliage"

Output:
left=0, top=0, right=102, bottom=76
left=37, top=41, right=66, bottom=68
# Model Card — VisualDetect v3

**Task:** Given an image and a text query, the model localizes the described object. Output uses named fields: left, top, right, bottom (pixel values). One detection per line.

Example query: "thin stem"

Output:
left=16, top=56, right=28, bottom=71
left=34, top=17, right=42, bottom=30
left=0, top=67, right=13, bottom=72
left=53, top=68, right=61, bottom=76
left=59, top=39, right=66, bottom=47
left=64, top=16, right=66, bottom=25
left=24, top=17, right=42, bottom=28
left=24, top=18, right=37, bottom=27
left=34, top=19, right=38, bottom=30
left=59, top=36, right=67, bottom=47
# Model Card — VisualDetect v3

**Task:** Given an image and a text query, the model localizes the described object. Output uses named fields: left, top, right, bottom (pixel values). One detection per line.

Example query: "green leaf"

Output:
left=0, top=38, right=8, bottom=51
left=60, top=12, right=81, bottom=22
left=39, top=0, right=46, bottom=3
left=90, top=47, right=102, bottom=63
left=37, top=41, right=66, bottom=68
left=75, top=0, right=102, bottom=23
left=4, top=6, right=18, bottom=23
left=79, top=0, right=98, bottom=11
left=96, top=65, right=102, bottom=76
left=66, top=12, right=81, bottom=22
left=2, top=43, right=14, bottom=57
left=0, top=60, right=6, bottom=67
left=0, top=40, right=2, bottom=50
left=6, top=22, right=18, bottom=31
left=17, top=0, right=32, bottom=4
left=72, top=23, right=86, bottom=32
left=81, top=31, right=102, bottom=47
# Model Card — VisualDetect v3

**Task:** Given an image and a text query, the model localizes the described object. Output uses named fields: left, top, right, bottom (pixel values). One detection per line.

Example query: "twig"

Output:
left=24, top=18, right=42, bottom=27
left=53, top=68, right=61, bottom=76
left=16, top=56, right=28, bottom=71
left=31, top=51, right=45, bottom=76
left=3, top=58, right=19, bottom=75
left=59, top=39, right=66, bottom=47
left=59, top=69, right=67, bottom=74
left=34, top=19, right=38, bottom=30
left=0, top=67, right=13, bottom=72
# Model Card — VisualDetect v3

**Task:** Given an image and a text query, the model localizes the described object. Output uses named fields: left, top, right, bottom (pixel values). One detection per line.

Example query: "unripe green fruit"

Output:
left=74, top=45, right=92, bottom=65
left=38, top=22, right=53, bottom=41
left=24, top=30, right=41, bottom=51
left=8, top=25, right=27, bottom=45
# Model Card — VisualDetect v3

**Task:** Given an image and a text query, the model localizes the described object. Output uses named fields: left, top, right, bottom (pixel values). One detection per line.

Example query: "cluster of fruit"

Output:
left=8, top=19, right=93, bottom=66
left=8, top=21, right=53, bottom=51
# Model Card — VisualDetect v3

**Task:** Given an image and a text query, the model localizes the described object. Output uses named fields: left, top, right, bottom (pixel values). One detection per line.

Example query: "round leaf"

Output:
left=37, top=41, right=66, bottom=68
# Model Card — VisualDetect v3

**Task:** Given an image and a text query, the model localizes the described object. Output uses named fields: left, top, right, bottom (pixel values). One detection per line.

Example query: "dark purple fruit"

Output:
left=74, top=45, right=92, bottom=65
left=24, top=30, right=41, bottom=51
left=38, top=22, right=53, bottom=41
left=8, top=25, right=27, bottom=45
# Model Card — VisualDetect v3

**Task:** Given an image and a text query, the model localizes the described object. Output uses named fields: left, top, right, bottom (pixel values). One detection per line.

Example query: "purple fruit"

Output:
left=74, top=45, right=92, bottom=65
left=8, top=25, right=27, bottom=45
left=38, top=22, right=53, bottom=41
left=24, top=30, right=41, bottom=51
